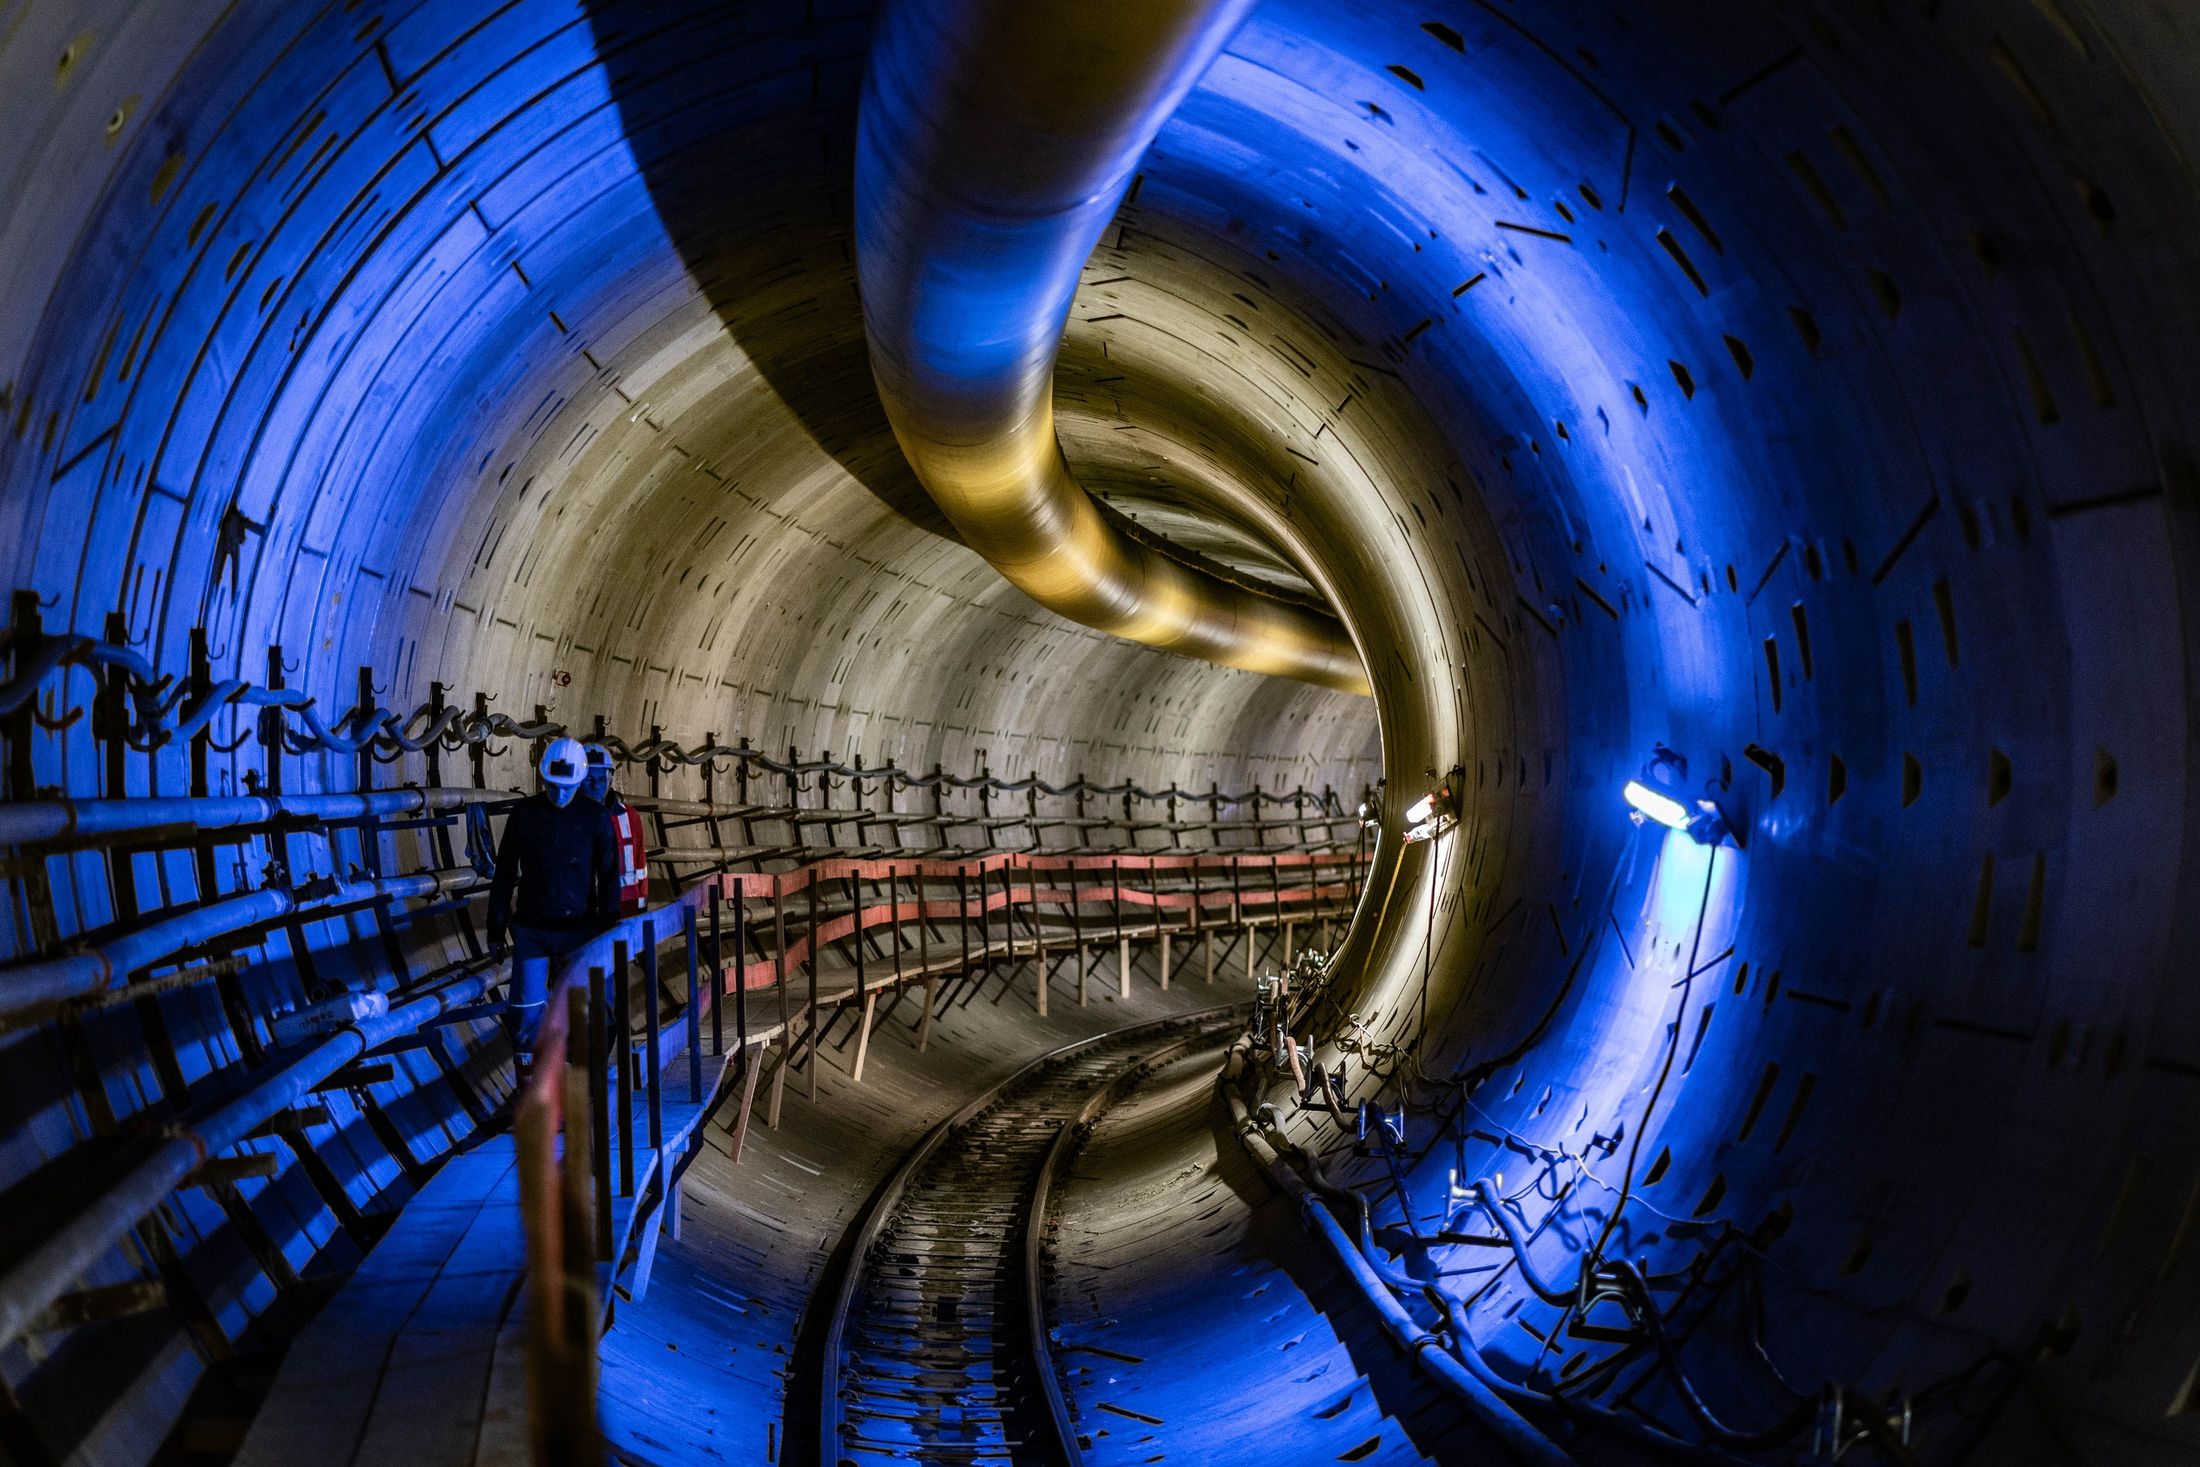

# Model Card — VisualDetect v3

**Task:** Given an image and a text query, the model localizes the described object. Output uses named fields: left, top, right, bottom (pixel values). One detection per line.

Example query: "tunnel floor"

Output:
left=588, top=940, right=1484, bottom=1467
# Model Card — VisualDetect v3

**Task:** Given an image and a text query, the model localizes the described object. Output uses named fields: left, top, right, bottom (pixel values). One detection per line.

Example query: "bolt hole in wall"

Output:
left=3, top=1, right=2200, bottom=1465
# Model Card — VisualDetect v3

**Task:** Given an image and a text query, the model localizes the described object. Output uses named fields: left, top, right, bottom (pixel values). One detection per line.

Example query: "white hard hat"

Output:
left=583, top=743, right=614, bottom=772
left=540, top=736, right=588, bottom=787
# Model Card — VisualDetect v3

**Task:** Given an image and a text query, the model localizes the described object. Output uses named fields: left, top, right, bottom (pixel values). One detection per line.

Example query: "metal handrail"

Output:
left=0, top=631, right=1364, bottom=809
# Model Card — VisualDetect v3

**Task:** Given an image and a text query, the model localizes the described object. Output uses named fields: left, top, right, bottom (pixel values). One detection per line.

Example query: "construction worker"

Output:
left=487, top=736, right=618, bottom=1067
left=584, top=744, right=651, bottom=917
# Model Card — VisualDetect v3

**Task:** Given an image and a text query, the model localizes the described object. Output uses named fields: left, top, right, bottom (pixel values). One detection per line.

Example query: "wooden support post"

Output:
left=1246, top=921, right=1257, bottom=981
left=916, top=976, right=938, bottom=1053
left=1205, top=929, right=1216, bottom=984
left=1160, top=931, right=1172, bottom=990
left=851, top=991, right=878, bottom=1083
left=729, top=1050, right=764, bottom=1164
left=1032, top=920, right=1047, bottom=1018
left=767, top=1030, right=789, bottom=1130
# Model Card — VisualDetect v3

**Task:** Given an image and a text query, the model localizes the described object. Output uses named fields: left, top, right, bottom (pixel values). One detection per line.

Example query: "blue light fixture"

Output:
left=1621, top=779, right=1691, bottom=829
left=1623, top=778, right=1728, bottom=846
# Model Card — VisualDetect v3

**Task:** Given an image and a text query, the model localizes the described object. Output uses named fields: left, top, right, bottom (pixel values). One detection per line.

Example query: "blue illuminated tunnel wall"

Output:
left=4, top=0, right=2200, bottom=1461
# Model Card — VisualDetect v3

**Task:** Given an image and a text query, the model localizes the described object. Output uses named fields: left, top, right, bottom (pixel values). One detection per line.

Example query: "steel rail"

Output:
left=817, top=1004, right=1243, bottom=1465
left=1022, top=1024, right=1234, bottom=1466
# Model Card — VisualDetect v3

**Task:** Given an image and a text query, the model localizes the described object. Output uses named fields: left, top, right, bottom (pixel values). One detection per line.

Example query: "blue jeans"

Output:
left=506, top=925, right=592, bottom=1058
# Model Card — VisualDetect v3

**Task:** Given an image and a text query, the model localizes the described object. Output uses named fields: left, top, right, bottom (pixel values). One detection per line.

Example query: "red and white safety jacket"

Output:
left=606, top=797, right=649, bottom=914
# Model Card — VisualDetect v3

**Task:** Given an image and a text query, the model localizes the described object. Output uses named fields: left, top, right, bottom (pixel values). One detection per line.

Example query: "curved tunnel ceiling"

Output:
left=3, top=0, right=2200, bottom=1462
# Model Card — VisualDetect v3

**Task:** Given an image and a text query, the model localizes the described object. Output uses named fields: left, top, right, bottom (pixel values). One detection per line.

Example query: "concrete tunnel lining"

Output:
left=2, top=0, right=2200, bottom=1463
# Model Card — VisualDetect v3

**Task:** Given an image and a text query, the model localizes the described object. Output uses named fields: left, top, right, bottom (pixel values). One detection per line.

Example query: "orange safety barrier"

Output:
left=708, top=849, right=1364, bottom=991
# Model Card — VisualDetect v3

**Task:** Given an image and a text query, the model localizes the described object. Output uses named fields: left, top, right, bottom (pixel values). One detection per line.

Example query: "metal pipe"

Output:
left=0, top=787, right=499, bottom=846
left=0, top=872, right=468, bottom=1016
left=1468, top=1182, right=1581, bottom=1309
left=1220, top=1052, right=1574, bottom=1467
left=0, top=964, right=493, bottom=1346
left=855, top=0, right=1367, bottom=695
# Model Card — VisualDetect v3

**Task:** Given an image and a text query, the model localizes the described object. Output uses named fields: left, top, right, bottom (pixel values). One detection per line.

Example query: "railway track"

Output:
left=817, top=1007, right=1244, bottom=1466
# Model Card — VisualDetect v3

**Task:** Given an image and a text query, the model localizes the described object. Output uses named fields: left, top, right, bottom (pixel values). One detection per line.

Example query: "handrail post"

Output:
left=614, top=940, right=634, bottom=1198
left=709, top=887, right=724, bottom=1058
left=685, top=905, right=703, bottom=1106
left=1070, top=860, right=1086, bottom=1005
left=979, top=858, right=993, bottom=977
left=643, top=931, right=663, bottom=1154
left=852, top=869, right=867, bottom=1009
left=1008, top=859, right=1039, bottom=1016
left=807, top=869, right=821, bottom=1099
left=1113, top=857, right=1128, bottom=1000
left=562, top=982, right=597, bottom=1288
left=733, top=887, right=749, bottom=1056
left=1230, top=858, right=1247, bottom=984
left=773, top=878, right=789, bottom=1046
left=1200, top=859, right=1216, bottom=985
left=917, top=863, right=937, bottom=1051
left=589, top=964, right=612, bottom=1256
left=550, top=981, right=604, bottom=1462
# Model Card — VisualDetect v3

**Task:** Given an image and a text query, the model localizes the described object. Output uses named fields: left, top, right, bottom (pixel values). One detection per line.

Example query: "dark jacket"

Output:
left=486, top=793, right=618, bottom=937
